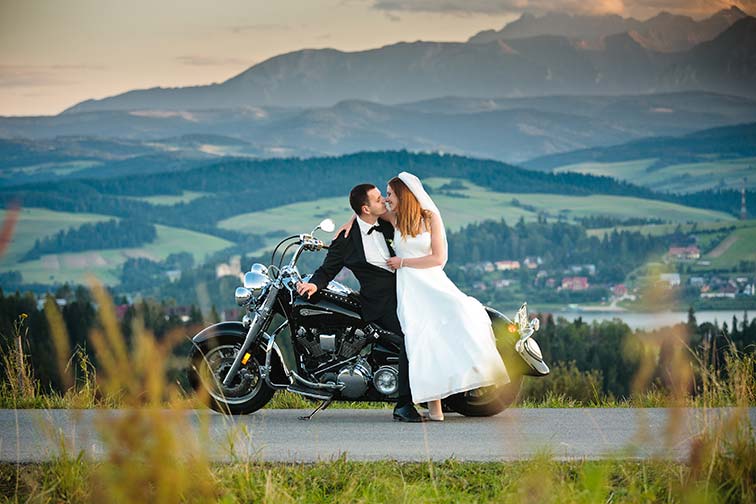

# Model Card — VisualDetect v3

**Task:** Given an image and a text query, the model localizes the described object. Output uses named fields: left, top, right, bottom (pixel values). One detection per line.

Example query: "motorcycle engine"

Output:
left=336, top=358, right=372, bottom=399
left=295, top=326, right=372, bottom=360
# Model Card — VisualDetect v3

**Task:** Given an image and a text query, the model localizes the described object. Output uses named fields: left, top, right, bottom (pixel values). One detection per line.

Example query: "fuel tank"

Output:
left=292, top=288, right=364, bottom=329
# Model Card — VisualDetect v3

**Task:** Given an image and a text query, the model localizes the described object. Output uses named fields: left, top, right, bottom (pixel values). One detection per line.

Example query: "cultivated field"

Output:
left=555, top=157, right=756, bottom=193
left=0, top=217, right=232, bottom=285
left=0, top=207, right=114, bottom=264
left=220, top=177, right=735, bottom=254
left=123, top=190, right=208, bottom=206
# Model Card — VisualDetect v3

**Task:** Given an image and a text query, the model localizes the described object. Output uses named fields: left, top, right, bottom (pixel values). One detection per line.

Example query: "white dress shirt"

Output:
left=356, top=217, right=394, bottom=273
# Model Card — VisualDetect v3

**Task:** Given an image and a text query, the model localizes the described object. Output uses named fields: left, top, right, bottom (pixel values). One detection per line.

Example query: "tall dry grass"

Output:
left=26, top=280, right=220, bottom=502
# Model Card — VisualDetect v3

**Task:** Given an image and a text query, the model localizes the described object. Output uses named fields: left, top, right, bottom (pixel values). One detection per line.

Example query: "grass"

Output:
left=1, top=285, right=755, bottom=502
left=699, top=224, right=756, bottom=270
left=0, top=160, right=102, bottom=180
left=586, top=219, right=753, bottom=240
left=0, top=223, right=233, bottom=285
left=555, top=157, right=756, bottom=193
left=0, top=207, right=113, bottom=265
left=219, top=177, right=733, bottom=254
left=555, top=158, right=658, bottom=180
left=123, top=191, right=208, bottom=206
left=1, top=457, right=745, bottom=503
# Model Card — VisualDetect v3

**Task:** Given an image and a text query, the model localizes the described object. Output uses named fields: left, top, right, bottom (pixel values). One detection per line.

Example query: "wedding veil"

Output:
left=396, top=171, right=448, bottom=267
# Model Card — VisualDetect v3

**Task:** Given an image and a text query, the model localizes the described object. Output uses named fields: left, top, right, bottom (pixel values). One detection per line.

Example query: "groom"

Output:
left=296, top=183, right=424, bottom=422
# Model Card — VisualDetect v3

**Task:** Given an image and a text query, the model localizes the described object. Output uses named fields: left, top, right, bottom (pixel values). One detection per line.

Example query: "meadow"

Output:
left=555, top=157, right=756, bottom=193
left=123, top=190, right=208, bottom=206
left=219, top=177, right=734, bottom=254
left=0, top=216, right=232, bottom=285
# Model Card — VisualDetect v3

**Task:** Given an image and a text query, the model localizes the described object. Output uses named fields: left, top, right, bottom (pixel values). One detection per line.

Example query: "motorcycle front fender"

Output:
left=190, top=321, right=288, bottom=384
left=192, top=321, right=248, bottom=345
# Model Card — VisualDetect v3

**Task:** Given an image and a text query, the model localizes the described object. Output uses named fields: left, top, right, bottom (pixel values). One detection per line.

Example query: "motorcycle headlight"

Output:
left=243, top=271, right=270, bottom=295
left=235, top=287, right=253, bottom=306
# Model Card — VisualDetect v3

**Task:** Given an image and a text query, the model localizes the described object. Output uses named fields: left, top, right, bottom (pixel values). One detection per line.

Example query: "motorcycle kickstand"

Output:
left=298, top=398, right=333, bottom=421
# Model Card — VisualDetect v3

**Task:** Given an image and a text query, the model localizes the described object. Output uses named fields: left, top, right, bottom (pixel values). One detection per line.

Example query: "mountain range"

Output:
left=58, top=14, right=756, bottom=114
left=468, top=6, right=748, bottom=52
left=2, top=92, right=756, bottom=180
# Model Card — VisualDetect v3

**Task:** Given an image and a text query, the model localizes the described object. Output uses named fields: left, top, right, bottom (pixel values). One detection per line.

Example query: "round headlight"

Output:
left=244, top=271, right=269, bottom=293
left=235, top=287, right=253, bottom=306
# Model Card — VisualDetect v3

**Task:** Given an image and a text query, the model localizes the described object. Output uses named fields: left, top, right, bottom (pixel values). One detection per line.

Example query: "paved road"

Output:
left=1, top=408, right=755, bottom=462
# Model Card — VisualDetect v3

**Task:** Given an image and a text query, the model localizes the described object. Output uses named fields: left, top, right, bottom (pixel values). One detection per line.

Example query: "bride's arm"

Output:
left=333, top=214, right=357, bottom=239
left=387, top=213, right=446, bottom=270
left=334, top=208, right=396, bottom=239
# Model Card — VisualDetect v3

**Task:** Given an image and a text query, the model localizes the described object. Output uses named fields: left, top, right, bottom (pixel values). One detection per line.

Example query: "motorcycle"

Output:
left=188, top=219, right=550, bottom=418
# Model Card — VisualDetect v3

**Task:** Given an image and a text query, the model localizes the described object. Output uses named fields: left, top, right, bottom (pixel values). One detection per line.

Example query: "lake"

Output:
left=545, top=310, right=753, bottom=331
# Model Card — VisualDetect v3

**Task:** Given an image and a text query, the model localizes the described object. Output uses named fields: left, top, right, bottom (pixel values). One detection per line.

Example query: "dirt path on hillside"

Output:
left=708, top=235, right=738, bottom=258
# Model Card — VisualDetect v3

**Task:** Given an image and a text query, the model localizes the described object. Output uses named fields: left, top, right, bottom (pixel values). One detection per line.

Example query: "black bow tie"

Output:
left=367, top=224, right=381, bottom=235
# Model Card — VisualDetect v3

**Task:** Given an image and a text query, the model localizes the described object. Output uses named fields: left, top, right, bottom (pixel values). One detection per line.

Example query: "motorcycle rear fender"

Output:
left=191, top=321, right=288, bottom=383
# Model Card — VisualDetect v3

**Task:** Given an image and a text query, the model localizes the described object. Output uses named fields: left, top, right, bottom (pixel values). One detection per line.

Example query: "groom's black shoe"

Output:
left=393, top=403, right=425, bottom=423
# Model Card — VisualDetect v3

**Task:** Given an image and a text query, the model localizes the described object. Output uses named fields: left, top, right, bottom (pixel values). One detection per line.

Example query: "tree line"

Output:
left=2, top=152, right=752, bottom=236
left=22, top=219, right=157, bottom=261
left=2, top=286, right=753, bottom=400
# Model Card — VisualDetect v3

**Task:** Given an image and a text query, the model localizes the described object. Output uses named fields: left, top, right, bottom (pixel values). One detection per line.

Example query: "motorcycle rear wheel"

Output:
left=189, top=337, right=276, bottom=415
left=443, top=376, right=523, bottom=417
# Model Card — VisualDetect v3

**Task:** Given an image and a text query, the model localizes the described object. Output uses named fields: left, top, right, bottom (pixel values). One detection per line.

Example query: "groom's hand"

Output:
left=296, top=282, right=318, bottom=298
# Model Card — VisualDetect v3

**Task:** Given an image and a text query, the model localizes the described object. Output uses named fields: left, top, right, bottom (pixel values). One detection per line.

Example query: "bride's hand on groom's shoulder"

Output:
left=333, top=215, right=355, bottom=239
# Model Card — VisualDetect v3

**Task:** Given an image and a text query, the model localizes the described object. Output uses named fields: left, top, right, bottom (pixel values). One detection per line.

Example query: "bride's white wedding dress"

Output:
left=395, top=229, right=510, bottom=404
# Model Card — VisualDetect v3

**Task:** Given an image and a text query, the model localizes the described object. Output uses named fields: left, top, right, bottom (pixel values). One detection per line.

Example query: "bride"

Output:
left=340, top=172, right=509, bottom=421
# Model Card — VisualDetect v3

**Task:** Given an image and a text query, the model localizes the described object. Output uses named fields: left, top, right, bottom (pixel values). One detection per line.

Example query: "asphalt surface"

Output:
left=1, top=408, right=755, bottom=462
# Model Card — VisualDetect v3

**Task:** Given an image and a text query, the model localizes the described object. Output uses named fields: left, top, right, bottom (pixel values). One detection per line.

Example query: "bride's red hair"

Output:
left=389, top=177, right=432, bottom=238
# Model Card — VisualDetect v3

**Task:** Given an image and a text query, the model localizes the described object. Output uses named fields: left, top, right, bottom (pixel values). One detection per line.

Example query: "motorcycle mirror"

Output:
left=319, top=218, right=335, bottom=233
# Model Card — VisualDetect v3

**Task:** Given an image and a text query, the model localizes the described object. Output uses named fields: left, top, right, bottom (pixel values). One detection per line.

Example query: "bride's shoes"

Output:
left=424, top=400, right=444, bottom=421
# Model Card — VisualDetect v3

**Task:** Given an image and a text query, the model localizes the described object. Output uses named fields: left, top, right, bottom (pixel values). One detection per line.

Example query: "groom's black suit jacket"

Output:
left=310, top=218, right=397, bottom=323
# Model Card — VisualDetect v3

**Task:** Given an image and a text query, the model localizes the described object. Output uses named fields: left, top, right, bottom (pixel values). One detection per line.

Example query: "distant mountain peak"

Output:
left=467, top=7, right=748, bottom=52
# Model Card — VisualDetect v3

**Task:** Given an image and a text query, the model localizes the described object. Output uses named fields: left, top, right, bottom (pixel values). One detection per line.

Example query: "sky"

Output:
left=1, top=0, right=751, bottom=116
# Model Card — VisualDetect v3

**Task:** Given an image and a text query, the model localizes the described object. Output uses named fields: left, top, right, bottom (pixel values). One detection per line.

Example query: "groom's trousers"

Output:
left=372, top=310, right=412, bottom=407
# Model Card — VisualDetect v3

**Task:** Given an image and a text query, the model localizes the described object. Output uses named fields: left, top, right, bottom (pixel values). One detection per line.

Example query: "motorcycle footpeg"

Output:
left=287, top=383, right=333, bottom=401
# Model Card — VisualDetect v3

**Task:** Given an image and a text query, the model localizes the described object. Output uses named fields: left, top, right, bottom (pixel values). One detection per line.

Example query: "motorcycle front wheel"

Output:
left=443, top=376, right=523, bottom=417
left=188, top=336, right=276, bottom=415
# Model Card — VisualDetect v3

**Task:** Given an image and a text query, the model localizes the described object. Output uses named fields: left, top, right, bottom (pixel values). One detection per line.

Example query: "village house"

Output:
left=561, top=276, right=589, bottom=291
left=701, top=284, right=738, bottom=299
left=493, top=279, right=512, bottom=289
left=667, top=245, right=700, bottom=261
left=659, top=273, right=681, bottom=287
left=495, top=260, right=520, bottom=271
left=689, top=276, right=706, bottom=288
left=569, top=264, right=596, bottom=275
left=612, top=284, right=628, bottom=297
left=523, top=257, right=542, bottom=269
left=216, top=255, right=242, bottom=279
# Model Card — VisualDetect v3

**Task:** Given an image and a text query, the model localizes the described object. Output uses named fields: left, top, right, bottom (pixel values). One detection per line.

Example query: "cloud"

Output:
left=176, top=55, right=254, bottom=67
left=371, top=0, right=754, bottom=17
left=0, top=65, right=83, bottom=88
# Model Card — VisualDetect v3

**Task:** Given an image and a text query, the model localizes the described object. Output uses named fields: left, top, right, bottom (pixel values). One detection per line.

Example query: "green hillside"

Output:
left=0, top=210, right=232, bottom=285
left=0, top=207, right=114, bottom=264
left=697, top=223, right=756, bottom=270
left=555, top=157, right=756, bottom=193
left=220, top=178, right=734, bottom=254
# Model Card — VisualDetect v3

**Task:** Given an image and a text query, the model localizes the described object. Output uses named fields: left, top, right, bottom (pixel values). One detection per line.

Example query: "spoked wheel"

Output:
left=189, top=339, right=275, bottom=415
left=443, top=376, right=523, bottom=417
